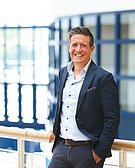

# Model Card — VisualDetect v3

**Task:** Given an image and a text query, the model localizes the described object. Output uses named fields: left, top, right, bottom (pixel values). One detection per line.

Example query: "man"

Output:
left=48, top=26, right=120, bottom=168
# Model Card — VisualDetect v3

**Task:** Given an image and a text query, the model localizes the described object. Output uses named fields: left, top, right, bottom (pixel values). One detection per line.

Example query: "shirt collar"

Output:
left=67, top=59, right=91, bottom=73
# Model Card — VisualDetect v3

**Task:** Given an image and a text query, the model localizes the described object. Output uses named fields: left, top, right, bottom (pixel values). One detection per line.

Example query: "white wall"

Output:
left=52, top=0, right=135, bottom=18
left=0, top=0, right=53, bottom=25
left=0, top=0, right=134, bottom=25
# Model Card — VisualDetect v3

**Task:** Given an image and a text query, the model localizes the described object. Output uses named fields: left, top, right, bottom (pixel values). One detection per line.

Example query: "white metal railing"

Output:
left=0, top=126, right=135, bottom=168
left=0, top=126, right=50, bottom=167
left=111, top=139, right=135, bottom=168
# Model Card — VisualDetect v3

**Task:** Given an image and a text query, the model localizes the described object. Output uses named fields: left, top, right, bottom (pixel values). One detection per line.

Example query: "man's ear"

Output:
left=91, top=45, right=95, bottom=52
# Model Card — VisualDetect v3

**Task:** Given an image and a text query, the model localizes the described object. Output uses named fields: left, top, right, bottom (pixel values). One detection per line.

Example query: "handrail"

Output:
left=113, top=138, right=135, bottom=150
left=112, top=139, right=135, bottom=168
left=0, top=126, right=135, bottom=168
left=0, top=126, right=51, bottom=168
left=0, top=126, right=50, bottom=141
left=1, top=126, right=135, bottom=149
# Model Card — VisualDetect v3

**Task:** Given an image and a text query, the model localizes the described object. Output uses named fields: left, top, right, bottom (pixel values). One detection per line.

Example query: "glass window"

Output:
left=6, top=46, right=18, bottom=60
left=3, top=30, right=19, bottom=83
left=35, top=45, right=47, bottom=62
left=0, top=26, right=50, bottom=125
left=71, top=16, right=81, bottom=27
left=35, top=45, right=49, bottom=84
left=61, top=19, right=69, bottom=41
left=35, top=28, right=48, bottom=47
left=0, top=45, right=4, bottom=61
left=120, top=12, right=135, bottom=39
left=61, top=44, right=69, bottom=67
left=120, top=44, right=135, bottom=76
left=101, top=14, right=115, bottom=39
left=49, top=46, right=55, bottom=68
left=83, top=15, right=96, bottom=37
left=0, top=46, right=4, bottom=82
left=0, top=29, right=5, bottom=82
left=34, top=29, right=49, bottom=84
left=5, top=65, right=19, bottom=83
left=101, top=44, right=115, bottom=74
left=20, top=46, right=33, bottom=61
left=20, top=29, right=33, bottom=46
left=0, top=29, right=4, bottom=45
left=120, top=80, right=135, bottom=113
left=6, top=29, right=18, bottom=46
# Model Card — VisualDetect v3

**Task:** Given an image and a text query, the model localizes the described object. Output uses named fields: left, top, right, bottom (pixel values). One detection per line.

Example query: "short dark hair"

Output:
left=68, top=26, right=94, bottom=47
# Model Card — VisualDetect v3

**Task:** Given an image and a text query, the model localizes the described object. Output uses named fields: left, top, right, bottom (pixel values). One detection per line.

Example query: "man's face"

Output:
left=68, top=34, right=95, bottom=66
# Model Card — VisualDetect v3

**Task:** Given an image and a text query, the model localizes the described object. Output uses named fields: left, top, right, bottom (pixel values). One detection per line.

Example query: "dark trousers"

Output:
left=49, top=140, right=104, bottom=168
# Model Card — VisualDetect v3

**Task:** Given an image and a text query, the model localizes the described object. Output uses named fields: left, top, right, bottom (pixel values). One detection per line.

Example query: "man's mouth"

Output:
left=74, top=54, right=82, bottom=57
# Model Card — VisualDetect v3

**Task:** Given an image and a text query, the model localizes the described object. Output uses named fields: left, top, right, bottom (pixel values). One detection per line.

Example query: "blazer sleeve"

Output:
left=93, top=73, right=120, bottom=159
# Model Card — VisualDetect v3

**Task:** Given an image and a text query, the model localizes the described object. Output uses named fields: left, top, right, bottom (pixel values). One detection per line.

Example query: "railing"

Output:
left=0, top=82, right=50, bottom=130
left=0, top=126, right=135, bottom=168
left=111, top=139, right=135, bottom=168
left=0, top=126, right=50, bottom=167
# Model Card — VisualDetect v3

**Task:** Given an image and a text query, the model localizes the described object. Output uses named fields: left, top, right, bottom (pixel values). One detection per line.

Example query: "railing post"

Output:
left=18, top=138, right=25, bottom=168
left=119, top=149, right=127, bottom=168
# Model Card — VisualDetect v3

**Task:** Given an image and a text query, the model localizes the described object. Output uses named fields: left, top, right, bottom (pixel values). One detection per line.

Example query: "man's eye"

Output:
left=72, top=44, right=77, bottom=47
left=81, top=44, right=86, bottom=48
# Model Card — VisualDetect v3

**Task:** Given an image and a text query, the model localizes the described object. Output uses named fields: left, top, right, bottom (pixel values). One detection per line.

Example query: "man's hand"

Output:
left=92, top=150, right=101, bottom=164
left=48, top=132, right=55, bottom=143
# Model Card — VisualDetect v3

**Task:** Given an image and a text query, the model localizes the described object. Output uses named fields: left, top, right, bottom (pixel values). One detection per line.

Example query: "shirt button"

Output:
left=67, top=106, right=69, bottom=108
left=69, top=94, right=71, bottom=96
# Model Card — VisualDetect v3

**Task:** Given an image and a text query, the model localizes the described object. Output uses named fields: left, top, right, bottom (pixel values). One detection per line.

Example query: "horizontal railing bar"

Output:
left=0, top=126, right=135, bottom=150
left=112, top=139, right=135, bottom=150
left=0, top=126, right=50, bottom=142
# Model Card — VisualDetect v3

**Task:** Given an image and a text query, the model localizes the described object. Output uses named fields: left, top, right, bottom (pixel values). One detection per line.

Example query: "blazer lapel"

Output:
left=59, top=67, right=68, bottom=100
left=76, top=61, right=97, bottom=112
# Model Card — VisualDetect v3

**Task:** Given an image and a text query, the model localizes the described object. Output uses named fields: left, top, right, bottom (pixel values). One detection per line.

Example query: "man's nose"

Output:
left=76, top=44, right=82, bottom=51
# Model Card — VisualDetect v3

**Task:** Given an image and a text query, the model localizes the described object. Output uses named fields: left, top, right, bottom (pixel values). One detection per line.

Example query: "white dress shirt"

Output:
left=60, top=59, right=91, bottom=141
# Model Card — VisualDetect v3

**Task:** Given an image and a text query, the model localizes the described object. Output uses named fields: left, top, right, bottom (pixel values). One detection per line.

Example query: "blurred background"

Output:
left=0, top=0, right=135, bottom=167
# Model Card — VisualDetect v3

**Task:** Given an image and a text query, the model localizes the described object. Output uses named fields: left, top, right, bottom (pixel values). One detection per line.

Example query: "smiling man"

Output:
left=68, top=31, right=95, bottom=79
left=48, top=26, right=120, bottom=168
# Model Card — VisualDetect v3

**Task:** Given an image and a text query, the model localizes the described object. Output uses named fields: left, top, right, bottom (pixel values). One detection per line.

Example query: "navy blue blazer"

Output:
left=52, top=60, right=120, bottom=160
